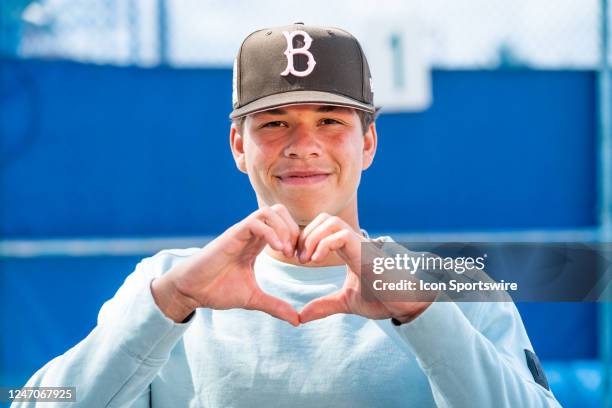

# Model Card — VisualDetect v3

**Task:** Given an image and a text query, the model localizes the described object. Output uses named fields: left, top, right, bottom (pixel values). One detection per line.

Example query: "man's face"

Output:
left=230, top=104, right=377, bottom=226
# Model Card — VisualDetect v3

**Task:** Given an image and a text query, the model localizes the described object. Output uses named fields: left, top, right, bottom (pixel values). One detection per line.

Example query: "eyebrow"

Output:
left=253, top=105, right=352, bottom=117
left=316, top=106, right=351, bottom=113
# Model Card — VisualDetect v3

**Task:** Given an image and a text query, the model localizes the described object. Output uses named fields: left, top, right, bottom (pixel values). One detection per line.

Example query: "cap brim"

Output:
left=230, top=90, right=375, bottom=119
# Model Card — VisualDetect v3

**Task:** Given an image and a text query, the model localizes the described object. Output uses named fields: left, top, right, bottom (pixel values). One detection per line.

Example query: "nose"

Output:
left=282, top=125, right=322, bottom=159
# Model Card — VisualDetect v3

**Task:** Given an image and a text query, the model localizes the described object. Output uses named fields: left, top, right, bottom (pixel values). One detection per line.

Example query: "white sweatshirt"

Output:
left=15, top=238, right=560, bottom=407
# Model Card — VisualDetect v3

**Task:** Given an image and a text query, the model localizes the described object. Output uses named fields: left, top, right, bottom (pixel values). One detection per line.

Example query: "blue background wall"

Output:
left=0, top=59, right=603, bottom=405
left=0, top=60, right=597, bottom=237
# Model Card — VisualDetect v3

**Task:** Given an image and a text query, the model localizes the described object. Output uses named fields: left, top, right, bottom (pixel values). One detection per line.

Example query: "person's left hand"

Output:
left=297, top=213, right=436, bottom=324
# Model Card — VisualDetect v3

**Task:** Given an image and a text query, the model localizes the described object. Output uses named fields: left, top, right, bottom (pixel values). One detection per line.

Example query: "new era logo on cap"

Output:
left=230, top=22, right=375, bottom=119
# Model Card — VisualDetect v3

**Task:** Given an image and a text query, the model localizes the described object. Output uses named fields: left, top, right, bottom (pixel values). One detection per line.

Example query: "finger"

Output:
left=301, top=212, right=331, bottom=238
left=300, top=216, right=344, bottom=263
left=270, top=204, right=300, bottom=255
left=246, top=288, right=300, bottom=327
left=255, top=207, right=293, bottom=257
left=243, top=218, right=285, bottom=252
left=297, top=213, right=331, bottom=258
left=299, top=291, right=349, bottom=324
left=310, top=229, right=351, bottom=263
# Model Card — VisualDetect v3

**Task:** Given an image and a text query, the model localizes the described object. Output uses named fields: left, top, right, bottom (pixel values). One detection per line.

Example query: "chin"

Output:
left=288, top=204, right=335, bottom=225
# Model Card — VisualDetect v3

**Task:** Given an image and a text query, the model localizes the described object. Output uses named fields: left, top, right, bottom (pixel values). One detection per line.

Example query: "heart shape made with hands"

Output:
left=151, top=207, right=432, bottom=327
left=262, top=211, right=431, bottom=325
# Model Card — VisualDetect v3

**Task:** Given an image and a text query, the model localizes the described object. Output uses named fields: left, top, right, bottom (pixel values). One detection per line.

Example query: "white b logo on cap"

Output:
left=280, top=30, right=316, bottom=77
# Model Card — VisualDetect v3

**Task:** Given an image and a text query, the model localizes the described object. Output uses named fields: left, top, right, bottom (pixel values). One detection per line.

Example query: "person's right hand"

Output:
left=151, top=204, right=300, bottom=326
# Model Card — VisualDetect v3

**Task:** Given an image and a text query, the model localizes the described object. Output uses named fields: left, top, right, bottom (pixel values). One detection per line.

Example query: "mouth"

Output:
left=275, top=171, right=331, bottom=185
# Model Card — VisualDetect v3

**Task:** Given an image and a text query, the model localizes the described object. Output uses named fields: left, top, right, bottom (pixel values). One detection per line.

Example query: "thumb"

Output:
left=246, top=288, right=300, bottom=327
left=299, top=291, right=349, bottom=324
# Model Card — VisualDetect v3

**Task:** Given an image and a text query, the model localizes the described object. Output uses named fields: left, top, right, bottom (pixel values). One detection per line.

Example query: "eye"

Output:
left=260, top=121, right=287, bottom=128
left=320, top=118, right=343, bottom=125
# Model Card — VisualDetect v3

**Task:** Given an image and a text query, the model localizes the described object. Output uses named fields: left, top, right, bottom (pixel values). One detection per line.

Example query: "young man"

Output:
left=18, top=23, right=560, bottom=407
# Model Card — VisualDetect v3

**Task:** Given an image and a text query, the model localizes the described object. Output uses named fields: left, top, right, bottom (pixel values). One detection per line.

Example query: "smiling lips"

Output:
left=275, top=170, right=331, bottom=185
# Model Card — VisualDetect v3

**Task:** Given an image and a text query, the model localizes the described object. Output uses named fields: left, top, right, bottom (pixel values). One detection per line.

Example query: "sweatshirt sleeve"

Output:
left=374, top=299, right=560, bottom=407
left=12, top=253, right=193, bottom=408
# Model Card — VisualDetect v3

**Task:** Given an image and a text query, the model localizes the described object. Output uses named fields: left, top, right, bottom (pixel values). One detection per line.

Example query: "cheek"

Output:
left=244, top=142, right=274, bottom=184
left=242, top=141, right=261, bottom=181
left=246, top=157, right=266, bottom=185
left=337, top=143, right=364, bottom=179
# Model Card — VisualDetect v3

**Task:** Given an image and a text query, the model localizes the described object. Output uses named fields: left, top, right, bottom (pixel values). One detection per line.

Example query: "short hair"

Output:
left=232, top=108, right=377, bottom=135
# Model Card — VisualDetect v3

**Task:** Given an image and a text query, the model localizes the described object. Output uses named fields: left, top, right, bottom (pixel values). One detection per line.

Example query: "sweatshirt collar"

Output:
left=255, top=251, right=348, bottom=284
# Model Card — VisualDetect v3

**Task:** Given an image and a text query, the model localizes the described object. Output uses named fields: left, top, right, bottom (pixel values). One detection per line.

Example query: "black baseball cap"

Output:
left=230, top=22, right=375, bottom=119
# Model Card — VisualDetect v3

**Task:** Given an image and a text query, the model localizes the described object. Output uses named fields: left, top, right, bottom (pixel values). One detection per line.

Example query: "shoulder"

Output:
left=138, top=247, right=202, bottom=277
left=371, top=235, right=393, bottom=243
left=96, top=247, right=202, bottom=325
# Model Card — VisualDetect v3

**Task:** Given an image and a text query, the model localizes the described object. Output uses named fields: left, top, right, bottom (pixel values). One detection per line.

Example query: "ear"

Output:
left=229, top=125, right=248, bottom=174
left=362, top=122, right=377, bottom=170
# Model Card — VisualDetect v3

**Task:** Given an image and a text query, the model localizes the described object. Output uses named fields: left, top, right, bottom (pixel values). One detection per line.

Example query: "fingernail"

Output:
left=274, top=239, right=283, bottom=249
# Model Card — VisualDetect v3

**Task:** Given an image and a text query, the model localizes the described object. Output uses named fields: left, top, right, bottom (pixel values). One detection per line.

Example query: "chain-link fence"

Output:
left=0, top=0, right=604, bottom=69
